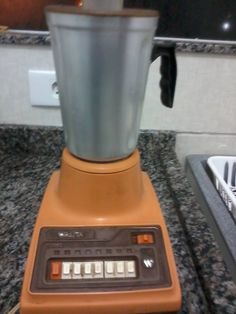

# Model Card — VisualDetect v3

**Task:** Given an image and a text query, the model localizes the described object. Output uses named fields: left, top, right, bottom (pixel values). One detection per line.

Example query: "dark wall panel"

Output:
left=125, top=0, right=236, bottom=41
left=1, top=0, right=235, bottom=41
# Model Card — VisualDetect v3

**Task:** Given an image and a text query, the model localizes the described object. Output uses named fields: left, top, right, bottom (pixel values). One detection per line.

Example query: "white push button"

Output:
left=105, top=261, right=115, bottom=278
left=116, top=261, right=125, bottom=277
left=62, top=262, right=72, bottom=279
left=93, top=261, right=103, bottom=278
left=73, top=263, right=81, bottom=274
left=115, top=261, right=125, bottom=278
left=106, top=261, right=113, bottom=273
left=83, top=262, right=92, bottom=278
left=84, top=263, right=91, bottom=274
left=125, top=261, right=136, bottom=278
left=127, top=261, right=135, bottom=273
left=94, top=262, right=102, bottom=274
left=72, top=262, right=81, bottom=279
left=116, top=261, right=124, bottom=273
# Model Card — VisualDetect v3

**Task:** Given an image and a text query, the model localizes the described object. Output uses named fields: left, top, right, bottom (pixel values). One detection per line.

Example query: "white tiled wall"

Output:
left=143, top=52, right=236, bottom=133
left=0, top=45, right=61, bottom=126
left=0, top=45, right=236, bottom=164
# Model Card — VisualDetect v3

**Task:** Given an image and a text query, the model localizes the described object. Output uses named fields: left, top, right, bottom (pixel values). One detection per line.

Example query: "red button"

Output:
left=50, top=261, right=61, bottom=280
left=136, top=234, right=154, bottom=244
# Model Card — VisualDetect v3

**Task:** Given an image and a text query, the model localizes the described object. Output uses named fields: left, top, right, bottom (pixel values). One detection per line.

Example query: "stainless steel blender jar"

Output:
left=47, top=5, right=176, bottom=161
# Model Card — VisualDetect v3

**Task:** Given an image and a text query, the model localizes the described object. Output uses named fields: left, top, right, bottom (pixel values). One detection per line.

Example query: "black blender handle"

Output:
left=151, top=42, right=177, bottom=108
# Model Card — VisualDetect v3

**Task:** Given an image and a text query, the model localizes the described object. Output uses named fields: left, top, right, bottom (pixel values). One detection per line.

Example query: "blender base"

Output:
left=20, top=149, right=181, bottom=314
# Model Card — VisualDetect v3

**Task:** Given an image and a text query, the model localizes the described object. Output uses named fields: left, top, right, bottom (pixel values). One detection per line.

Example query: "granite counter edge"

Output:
left=1, top=31, right=236, bottom=55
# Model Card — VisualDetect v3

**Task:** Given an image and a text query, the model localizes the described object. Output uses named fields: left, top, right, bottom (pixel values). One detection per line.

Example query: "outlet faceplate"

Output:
left=29, top=70, right=60, bottom=107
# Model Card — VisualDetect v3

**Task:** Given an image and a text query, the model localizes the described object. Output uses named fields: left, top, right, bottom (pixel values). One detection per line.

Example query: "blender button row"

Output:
left=104, top=261, right=136, bottom=278
left=58, top=260, right=136, bottom=280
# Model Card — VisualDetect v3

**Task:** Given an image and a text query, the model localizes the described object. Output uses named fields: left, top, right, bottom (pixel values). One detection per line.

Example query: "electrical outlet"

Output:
left=28, top=70, right=60, bottom=107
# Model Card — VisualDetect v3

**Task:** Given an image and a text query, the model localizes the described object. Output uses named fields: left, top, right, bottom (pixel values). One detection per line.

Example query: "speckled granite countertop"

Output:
left=1, top=31, right=236, bottom=55
left=0, top=125, right=236, bottom=314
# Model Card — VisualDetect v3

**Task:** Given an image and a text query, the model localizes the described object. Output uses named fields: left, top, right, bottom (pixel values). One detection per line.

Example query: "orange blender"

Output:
left=20, top=3, right=181, bottom=313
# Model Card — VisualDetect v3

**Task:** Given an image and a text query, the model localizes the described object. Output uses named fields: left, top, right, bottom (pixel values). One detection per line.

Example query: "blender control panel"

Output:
left=31, top=226, right=171, bottom=292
